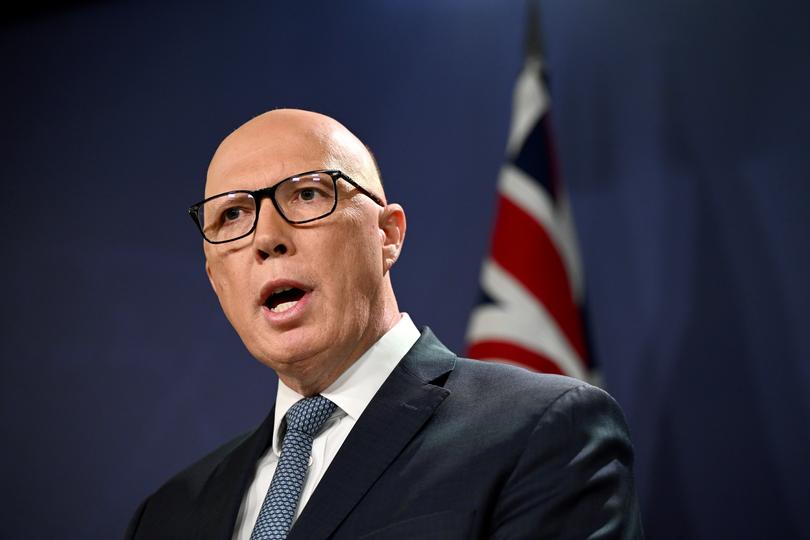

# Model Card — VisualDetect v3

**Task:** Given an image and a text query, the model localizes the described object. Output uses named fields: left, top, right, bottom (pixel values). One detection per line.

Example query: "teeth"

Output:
left=271, top=300, right=297, bottom=313
left=274, top=286, right=292, bottom=294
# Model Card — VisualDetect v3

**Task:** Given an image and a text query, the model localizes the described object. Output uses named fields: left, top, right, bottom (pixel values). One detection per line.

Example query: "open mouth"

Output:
left=264, top=286, right=306, bottom=313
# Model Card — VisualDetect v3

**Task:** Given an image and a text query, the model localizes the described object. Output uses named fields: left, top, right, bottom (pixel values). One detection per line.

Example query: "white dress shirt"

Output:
left=231, top=313, right=421, bottom=540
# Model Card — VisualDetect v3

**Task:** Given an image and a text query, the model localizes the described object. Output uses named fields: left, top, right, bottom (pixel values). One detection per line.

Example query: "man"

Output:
left=126, top=109, right=643, bottom=539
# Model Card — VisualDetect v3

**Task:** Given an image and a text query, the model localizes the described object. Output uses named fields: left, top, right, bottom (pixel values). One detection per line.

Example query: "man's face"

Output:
left=203, top=116, right=396, bottom=392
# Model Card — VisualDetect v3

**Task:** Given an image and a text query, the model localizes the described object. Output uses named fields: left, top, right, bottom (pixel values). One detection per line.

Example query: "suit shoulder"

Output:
left=447, top=358, right=630, bottom=433
left=458, top=364, right=642, bottom=537
left=451, top=357, right=595, bottom=403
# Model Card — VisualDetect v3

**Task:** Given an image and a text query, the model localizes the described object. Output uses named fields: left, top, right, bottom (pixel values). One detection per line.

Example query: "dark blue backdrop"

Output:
left=1, top=1, right=808, bottom=538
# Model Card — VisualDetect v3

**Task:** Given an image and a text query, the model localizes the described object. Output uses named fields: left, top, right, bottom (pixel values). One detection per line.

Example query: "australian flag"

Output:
left=466, top=5, right=592, bottom=380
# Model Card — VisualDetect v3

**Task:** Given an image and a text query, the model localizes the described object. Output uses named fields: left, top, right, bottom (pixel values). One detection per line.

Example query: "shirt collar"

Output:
left=271, top=313, right=420, bottom=456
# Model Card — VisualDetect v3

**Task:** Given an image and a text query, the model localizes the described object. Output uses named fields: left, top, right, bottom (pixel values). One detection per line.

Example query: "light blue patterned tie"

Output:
left=250, top=395, right=337, bottom=540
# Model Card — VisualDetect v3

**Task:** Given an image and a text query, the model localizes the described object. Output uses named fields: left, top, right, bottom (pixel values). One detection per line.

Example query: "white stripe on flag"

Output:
left=467, top=259, right=587, bottom=379
left=505, top=57, right=547, bottom=158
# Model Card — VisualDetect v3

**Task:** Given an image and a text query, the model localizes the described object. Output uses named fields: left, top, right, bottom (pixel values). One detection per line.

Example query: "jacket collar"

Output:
left=288, top=327, right=456, bottom=539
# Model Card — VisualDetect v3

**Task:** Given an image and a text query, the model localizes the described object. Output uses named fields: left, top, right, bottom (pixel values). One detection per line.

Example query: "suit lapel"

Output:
left=288, top=328, right=456, bottom=540
left=192, top=406, right=276, bottom=540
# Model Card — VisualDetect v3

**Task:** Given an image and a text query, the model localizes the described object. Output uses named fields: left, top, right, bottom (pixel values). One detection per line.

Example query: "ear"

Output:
left=378, top=203, right=406, bottom=273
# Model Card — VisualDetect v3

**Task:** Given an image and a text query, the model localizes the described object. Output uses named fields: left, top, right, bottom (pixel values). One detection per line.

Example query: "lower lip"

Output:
left=261, top=291, right=312, bottom=325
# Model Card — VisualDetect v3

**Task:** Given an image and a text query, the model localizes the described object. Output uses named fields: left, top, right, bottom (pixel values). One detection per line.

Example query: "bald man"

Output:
left=126, top=109, right=643, bottom=539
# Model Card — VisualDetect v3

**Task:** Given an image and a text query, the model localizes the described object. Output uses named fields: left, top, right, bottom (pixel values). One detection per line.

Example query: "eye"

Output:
left=215, top=202, right=254, bottom=227
left=298, top=188, right=318, bottom=202
left=223, top=207, right=243, bottom=221
left=292, top=185, right=329, bottom=203
left=276, top=174, right=336, bottom=218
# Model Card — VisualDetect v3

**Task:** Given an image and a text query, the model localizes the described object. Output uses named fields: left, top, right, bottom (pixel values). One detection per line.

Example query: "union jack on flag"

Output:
left=466, top=12, right=591, bottom=380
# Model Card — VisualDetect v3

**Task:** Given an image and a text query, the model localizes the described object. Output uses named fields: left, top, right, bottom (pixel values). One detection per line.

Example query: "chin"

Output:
left=252, top=328, right=329, bottom=370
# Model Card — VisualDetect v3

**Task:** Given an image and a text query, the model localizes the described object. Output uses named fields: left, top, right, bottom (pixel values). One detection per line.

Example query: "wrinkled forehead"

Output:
left=205, top=131, right=330, bottom=197
left=204, top=111, right=383, bottom=200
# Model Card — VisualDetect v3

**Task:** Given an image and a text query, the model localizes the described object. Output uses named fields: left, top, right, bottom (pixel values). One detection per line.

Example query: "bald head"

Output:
left=206, top=109, right=384, bottom=201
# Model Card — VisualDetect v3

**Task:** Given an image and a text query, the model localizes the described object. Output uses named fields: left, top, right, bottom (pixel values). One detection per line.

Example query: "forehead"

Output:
left=206, top=128, right=331, bottom=197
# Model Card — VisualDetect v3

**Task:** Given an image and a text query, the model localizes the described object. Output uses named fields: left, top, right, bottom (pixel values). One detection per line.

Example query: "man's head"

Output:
left=201, top=109, right=406, bottom=395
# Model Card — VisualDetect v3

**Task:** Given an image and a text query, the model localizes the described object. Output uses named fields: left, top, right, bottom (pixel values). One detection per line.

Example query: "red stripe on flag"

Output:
left=468, top=340, right=565, bottom=375
left=490, top=195, right=588, bottom=361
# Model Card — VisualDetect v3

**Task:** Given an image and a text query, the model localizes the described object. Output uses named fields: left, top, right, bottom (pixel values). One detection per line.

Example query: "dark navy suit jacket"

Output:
left=126, top=328, right=643, bottom=539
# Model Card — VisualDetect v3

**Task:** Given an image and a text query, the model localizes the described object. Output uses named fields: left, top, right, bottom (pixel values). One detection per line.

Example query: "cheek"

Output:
left=344, top=234, right=384, bottom=292
left=318, top=227, right=381, bottom=301
left=208, top=256, right=253, bottom=317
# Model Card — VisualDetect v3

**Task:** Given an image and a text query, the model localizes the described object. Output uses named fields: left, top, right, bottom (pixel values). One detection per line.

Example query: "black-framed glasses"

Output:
left=188, top=169, right=385, bottom=244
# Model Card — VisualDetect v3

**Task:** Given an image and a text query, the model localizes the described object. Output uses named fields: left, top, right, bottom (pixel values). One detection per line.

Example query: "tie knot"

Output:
left=285, top=395, right=336, bottom=436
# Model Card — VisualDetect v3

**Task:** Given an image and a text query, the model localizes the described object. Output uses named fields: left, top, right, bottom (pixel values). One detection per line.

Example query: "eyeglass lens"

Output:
left=198, top=172, right=337, bottom=242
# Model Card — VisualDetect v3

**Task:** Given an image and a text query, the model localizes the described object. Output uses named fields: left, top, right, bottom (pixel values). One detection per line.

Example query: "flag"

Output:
left=465, top=4, right=591, bottom=380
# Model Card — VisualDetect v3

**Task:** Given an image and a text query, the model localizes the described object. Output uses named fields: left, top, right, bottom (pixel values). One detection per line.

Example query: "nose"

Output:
left=252, top=198, right=294, bottom=260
